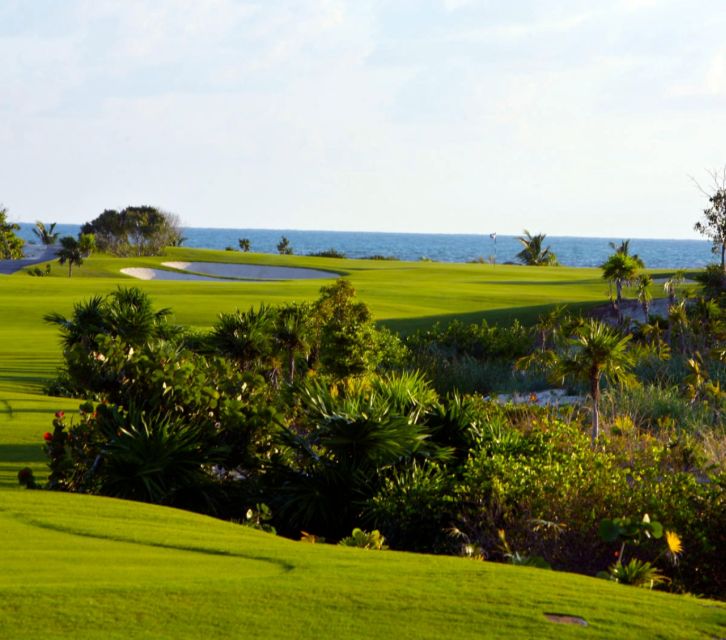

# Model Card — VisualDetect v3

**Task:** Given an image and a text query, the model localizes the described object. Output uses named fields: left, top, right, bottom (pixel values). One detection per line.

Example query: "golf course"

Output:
left=1, top=247, right=724, bottom=639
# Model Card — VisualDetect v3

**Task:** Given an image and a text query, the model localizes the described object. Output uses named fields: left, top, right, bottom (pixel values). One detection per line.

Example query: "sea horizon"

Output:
left=15, top=222, right=715, bottom=270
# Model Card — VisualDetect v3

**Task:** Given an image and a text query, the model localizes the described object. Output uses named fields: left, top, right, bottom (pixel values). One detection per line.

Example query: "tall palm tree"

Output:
left=601, top=253, right=640, bottom=321
left=57, top=234, right=94, bottom=277
left=554, top=320, right=636, bottom=444
left=32, top=221, right=59, bottom=245
left=635, top=274, right=653, bottom=323
left=516, top=230, right=558, bottom=266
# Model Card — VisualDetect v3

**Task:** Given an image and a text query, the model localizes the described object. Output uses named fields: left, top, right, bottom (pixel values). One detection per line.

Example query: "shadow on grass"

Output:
left=380, top=301, right=604, bottom=335
left=0, top=443, right=43, bottom=462
left=4, top=509, right=295, bottom=573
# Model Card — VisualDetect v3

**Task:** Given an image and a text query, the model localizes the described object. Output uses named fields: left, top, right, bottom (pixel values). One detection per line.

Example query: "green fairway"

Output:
left=1, top=249, right=723, bottom=639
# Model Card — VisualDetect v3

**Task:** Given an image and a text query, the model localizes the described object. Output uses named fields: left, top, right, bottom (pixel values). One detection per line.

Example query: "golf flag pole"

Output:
left=489, top=232, right=497, bottom=265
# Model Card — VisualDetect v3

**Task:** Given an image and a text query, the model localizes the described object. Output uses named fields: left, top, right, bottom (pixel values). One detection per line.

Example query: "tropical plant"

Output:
left=56, top=234, right=95, bottom=277
left=238, top=238, right=251, bottom=252
left=273, top=303, right=314, bottom=383
left=605, top=558, right=668, bottom=588
left=635, top=274, right=653, bottom=323
left=608, top=239, right=644, bottom=267
left=546, top=320, right=637, bottom=443
left=277, top=236, right=293, bottom=255
left=210, top=305, right=276, bottom=372
left=338, top=528, right=388, bottom=550
left=515, top=230, right=558, bottom=266
left=663, top=270, right=685, bottom=308
left=0, top=206, right=24, bottom=259
left=601, top=252, right=640, bottom=321
left=32, top=221, right=59, bottom=245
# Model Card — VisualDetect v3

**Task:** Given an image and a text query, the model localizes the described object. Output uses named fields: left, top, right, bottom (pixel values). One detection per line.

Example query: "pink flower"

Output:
left=54, top=411, right=65, bottom=419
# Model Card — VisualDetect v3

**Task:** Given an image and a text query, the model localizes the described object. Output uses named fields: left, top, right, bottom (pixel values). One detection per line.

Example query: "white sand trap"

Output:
left=162, top=261, right=338, bottom=280
left=121, top=268, right=224, bottom=281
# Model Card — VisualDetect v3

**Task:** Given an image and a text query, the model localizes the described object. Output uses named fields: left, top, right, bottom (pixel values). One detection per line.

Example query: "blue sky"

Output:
left=1, top=0, right=724, bottom=238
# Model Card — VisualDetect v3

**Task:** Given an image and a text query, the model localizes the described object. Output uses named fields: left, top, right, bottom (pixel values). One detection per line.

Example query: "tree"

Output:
left=277, top=236, right=293, bottom=255
left=515, top=230, right=558, bottom=266
left=635, top=274, right=653, bottom=324
left=274, top=303, right=314, bottom=384
left=239, top=238, right=251, bottom=252
left=601, top=253, right=640, bottom=322
left=32, top=221, right=59, bottom=246
left=57, top=234, right=95, bottom=277
left=551, top=320, right=636, bottom=444
left=81, top=206, right=182, bottom=256
left=608, top=239, right=644, bottom=268
left=0, top=206, right=24, bottom=259
left=693, top=168, right=726, bottom=272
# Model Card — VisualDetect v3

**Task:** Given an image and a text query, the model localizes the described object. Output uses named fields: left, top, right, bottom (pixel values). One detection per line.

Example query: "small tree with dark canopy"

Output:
left=81, top=206, right=182, bottom=256
left=0, top=206, right=24, bottom=259
left=57, top=234, right=95, bottom=277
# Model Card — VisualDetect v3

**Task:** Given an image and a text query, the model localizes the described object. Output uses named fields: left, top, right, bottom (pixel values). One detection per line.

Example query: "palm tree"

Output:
left=238, top=238, right=251, bottom=252
left=516, top=230, right=558, bottom=266
left=608, top=239, right=644, bottom=267
left=274, top=303, right=314, bottom=383
left=32, top=221, right=59, bottom=246
left=635, top=274, right=653, bottom=323
left=57, top=234, right=95, bottom=277
left=601, top=253, right=640, bottom=321
left=553, top=320, right=636, bottom=444
left=664, top=270, right=685, bottom=309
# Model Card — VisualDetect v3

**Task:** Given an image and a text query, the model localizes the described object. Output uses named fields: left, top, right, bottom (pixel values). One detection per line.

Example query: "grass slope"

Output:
left=1, top=249, right=723, bottom=638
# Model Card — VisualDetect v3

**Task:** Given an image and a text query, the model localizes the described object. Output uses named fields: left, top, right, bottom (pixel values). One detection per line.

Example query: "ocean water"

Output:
left=15, top=223, right=715, bottom=269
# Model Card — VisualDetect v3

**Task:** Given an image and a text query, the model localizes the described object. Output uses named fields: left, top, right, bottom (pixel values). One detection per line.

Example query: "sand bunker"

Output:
left=121, top=261, right=338, bottom=281
left=121, top=268, right=224, bottom=281
left=162, top=261, right=338, bottom=280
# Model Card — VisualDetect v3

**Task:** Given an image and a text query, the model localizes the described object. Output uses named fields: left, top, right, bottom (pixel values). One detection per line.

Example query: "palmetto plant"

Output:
left=273, top=303, right=314, bottom=383
left=98, top=407, right=224, bottom=506
left=515, top=230, right=558, bottom=266
left=211, top=305, right=275, bottom=371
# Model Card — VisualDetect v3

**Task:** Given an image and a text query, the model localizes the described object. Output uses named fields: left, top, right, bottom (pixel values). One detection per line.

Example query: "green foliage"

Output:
left=56, top=234, right=95, bottom=277
left=277, top=235, right=293, bottom=255
left=515, top=230, right=558, bottom=266
left=0, top=206, right=24, bottom=259
left=81, top=206, right=182, bottom=256
left=338, top=528, right=388, bottom=550
left=238, top=237, right=251, bottom=252
left=33, top=221, right=59, bottom=245
left=598, top=514, right=663, bottom=544
left=309, top=248, right=346, bottom=258
left=605, top=558, right=668, bottom=588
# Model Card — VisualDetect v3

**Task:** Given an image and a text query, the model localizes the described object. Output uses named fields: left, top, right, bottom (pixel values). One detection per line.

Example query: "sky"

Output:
left=1, top=0, right=725, bottom=238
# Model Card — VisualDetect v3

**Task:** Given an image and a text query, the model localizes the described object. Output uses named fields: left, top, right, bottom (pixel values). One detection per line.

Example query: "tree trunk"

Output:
left=590, top=370, right=600, bottom=446
left=721, top=242, right=725, bottom=273
left=288, top=351, right=295, bottom=384
left=68, top=262, right=72, bottom=278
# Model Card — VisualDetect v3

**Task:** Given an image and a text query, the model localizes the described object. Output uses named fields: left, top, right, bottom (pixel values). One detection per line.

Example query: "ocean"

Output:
left=15, top=223, right=715, bottom=270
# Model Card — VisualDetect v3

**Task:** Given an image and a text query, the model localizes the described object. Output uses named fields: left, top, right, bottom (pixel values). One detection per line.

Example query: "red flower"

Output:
left=54, top=411, right=65, bottom=419
left=43, top=432, right=53, bottom=442
left=613, top=550, right=620, bottom=558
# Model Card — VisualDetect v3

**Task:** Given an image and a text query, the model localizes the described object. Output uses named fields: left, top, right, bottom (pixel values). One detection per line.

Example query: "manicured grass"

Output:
left=1, top=490, right=724, bottom=640
left=1, top=248, right=723, bottom=639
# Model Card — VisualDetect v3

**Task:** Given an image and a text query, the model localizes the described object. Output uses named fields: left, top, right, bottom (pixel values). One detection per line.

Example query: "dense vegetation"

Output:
left=80, top=206, right=183, bottom=256
left=34, top=260, right=725, bottom=598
